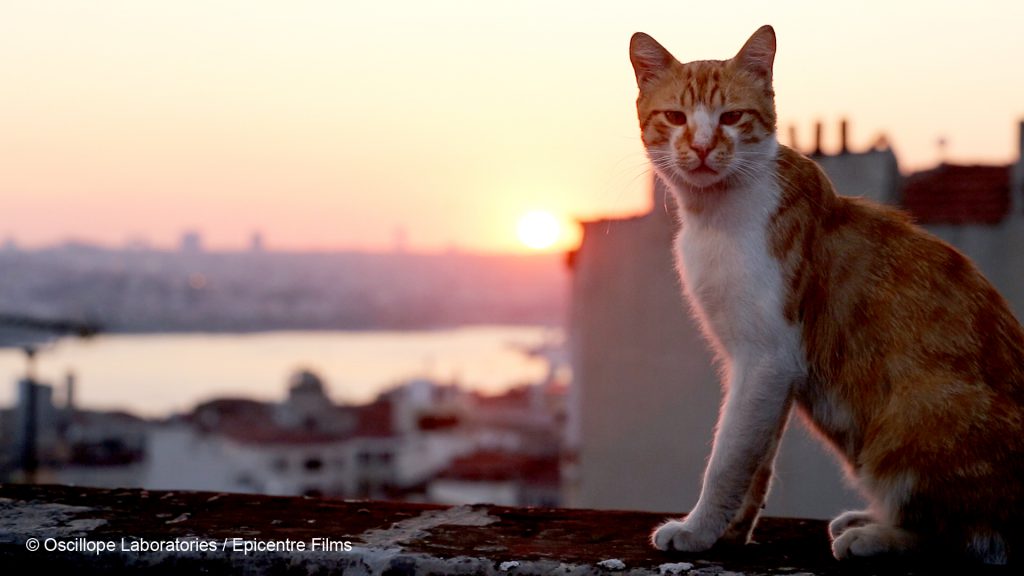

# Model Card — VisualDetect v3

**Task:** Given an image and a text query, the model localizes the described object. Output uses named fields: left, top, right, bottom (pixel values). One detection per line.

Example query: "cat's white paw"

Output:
left=651, top=520, right=718, bottom=552
left=831, top=524, right=917, bottom=560
left=828, top=510, right=874, bottom=539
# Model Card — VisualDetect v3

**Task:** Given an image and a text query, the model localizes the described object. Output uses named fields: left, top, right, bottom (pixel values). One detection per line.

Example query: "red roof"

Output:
left=354, top=400, right=394, bottom=438
left=219, top=426, right=349, bottom=446
left=188, top=397, right=395, bottom=445
left=439, top=451, right=560, bottom=486
left=901, top=164, right=1011, bottom=225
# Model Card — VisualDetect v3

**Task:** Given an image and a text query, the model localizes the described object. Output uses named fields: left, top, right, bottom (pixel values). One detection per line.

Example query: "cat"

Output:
left=629, top=25, right=1024, bottom=564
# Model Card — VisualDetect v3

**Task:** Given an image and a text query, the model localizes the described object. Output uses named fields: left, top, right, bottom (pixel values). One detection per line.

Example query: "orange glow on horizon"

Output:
left=2, top=2, right=1022, bottom=253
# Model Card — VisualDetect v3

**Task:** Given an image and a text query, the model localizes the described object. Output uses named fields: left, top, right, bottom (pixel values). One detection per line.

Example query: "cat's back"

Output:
left=800, top=178, right=1024, bottom=396
left=774, top=147, right=1024, bottom=481
left=773, top=145, right=1024, bottom=386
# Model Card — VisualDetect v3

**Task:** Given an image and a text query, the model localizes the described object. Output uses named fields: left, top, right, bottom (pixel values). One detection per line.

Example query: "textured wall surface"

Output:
left=0, top=483, right=982, bottom=575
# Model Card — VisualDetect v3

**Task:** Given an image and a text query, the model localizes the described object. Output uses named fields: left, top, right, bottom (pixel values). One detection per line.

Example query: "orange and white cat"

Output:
left=630, top=25, right=1024, bottom=564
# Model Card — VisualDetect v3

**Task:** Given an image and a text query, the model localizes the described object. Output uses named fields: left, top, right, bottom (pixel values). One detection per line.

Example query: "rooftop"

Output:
left=186, top=396, right=394, bottom=445
left=901, top=163, right=1012, bottom=225
left=0, top=484, right=1011, bottom=575
left=439, top=451, right=560, bottom=486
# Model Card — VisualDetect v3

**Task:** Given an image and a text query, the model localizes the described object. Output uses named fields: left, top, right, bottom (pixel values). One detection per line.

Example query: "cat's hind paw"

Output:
left=828, top=510, right=875, bottom=539
left=651, top=520, right=718, bottom=553
left=831, top=524, right=918, bottom=560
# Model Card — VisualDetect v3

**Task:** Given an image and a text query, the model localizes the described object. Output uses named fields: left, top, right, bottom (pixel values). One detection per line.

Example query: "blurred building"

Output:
left=427, top=451, right=560, bottom=507
left=143, top=394, right=395, bottom=497
left=11, top=377, right=63, bottom=473
left=144, top=371, right=404, bottom=497
left=1, top=371, right=148, bottom=487
left=250, top=231, right=265, bottom=253
left=55, top=408, right=149, bottom=488
left=179, top=230, right=204, bottom=254
left=566, top=121, right=1024, bottom=518
left=143, top=370, right=563, bottom=504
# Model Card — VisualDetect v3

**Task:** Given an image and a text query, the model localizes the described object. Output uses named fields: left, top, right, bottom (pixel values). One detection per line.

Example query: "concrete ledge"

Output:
left=0, top=484, right=1009, bottom=575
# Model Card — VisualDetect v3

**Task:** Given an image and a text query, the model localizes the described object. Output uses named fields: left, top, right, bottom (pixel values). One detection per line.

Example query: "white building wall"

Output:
left=395, top=432, right=475, bottom=487
left=814, top=148, right=901, bottom=205
left=142, top=424, right=355, bottom=496
left=142, top=425, right=238, bottom=492
left=427, top=479, right=518, bottom=506
left=256, top=443, right=351, bottom=496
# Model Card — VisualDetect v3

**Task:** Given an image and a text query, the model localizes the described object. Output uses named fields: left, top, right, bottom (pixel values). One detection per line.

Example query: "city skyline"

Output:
left=3, top=1, right=1023, bottom=253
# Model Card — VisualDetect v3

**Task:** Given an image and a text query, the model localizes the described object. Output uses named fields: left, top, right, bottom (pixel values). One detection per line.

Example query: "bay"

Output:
left=0, top=326, right=559, bottom=418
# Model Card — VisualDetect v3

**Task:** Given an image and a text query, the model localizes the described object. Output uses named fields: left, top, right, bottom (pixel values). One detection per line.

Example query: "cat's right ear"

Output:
left=630, top=33, right=675, bottom=90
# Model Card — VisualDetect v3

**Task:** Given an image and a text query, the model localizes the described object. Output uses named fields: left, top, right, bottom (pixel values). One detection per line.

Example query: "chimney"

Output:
left=813, top=122, right=823, bottom=156
left=840, top=119, right=849, bottom=155
left=1018, top=120, right=1024, bottom=160
left=16, top=378, right=39, bottom=483
left=1014, top=120, right=1024, bottom=217
left=65, top=371, right=76, bottom=413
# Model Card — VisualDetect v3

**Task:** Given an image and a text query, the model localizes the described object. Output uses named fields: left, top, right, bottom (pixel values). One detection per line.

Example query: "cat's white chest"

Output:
left=674, top=181, right=793, bottom=356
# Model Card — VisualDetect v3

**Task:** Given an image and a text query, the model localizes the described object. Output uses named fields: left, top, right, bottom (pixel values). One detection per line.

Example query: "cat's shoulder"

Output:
left=772, top=144, right=912, bottom=229
left=774, top=145, right=830, bottom=188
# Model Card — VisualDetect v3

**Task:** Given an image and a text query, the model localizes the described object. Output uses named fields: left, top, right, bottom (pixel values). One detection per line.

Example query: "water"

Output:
left=0, top=326, right=559, bottom=418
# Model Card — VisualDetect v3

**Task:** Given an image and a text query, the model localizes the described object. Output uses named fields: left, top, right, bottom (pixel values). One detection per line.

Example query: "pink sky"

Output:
left=2, top=1, right=1023, bottom=253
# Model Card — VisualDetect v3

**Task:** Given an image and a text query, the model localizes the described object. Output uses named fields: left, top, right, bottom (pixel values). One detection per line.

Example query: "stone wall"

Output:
left=0, top=483, right=987, bottom=574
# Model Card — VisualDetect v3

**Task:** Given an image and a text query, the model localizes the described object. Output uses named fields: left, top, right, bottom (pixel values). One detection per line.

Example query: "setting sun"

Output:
left=516, top=211, right=561, bottom=250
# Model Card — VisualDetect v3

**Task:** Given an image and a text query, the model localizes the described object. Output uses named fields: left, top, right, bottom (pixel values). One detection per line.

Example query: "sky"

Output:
left=2, top=1, right=1023, bottom=254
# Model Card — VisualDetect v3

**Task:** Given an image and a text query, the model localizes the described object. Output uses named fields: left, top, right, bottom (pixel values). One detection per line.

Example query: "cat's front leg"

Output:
left=652, top=360, right=795, bottom=552
left=720, top=439, right=780, bottom=544
left=652, top=453, right=782, bottom=552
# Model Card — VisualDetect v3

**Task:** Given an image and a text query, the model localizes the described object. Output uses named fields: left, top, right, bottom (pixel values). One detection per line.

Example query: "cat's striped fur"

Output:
left=630, top=25, right=1024, bottom=563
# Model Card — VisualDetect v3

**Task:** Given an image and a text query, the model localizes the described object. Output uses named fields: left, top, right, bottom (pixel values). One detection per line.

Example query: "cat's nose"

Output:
left=692, top=144, right=712, bottom=161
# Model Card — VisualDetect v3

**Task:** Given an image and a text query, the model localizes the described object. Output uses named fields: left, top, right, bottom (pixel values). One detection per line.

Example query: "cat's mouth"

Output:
left=659, top=153, right=727, bottom=188
left=690, top=164, right=718, bottom=176
left=675, top=161, right=727, bottom=189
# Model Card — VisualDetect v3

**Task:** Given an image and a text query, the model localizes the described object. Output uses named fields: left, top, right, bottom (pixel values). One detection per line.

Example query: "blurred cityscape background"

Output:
left=2, top=2, right=1023, bottom=519
left=5, top=120, right=1024, bottom=516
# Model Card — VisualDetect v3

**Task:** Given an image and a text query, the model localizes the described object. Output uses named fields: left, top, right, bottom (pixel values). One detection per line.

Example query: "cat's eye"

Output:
left=663, top=111, right=687, bottom=126
left=719, top=111, right=744, bottom=126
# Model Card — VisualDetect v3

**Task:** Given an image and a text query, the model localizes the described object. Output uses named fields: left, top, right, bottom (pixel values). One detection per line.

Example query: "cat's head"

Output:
left=629, top=26, right=777, bottom=190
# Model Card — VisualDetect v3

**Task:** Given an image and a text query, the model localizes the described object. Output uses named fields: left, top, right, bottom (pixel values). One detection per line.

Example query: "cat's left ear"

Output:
left=734, top=25, right=776, bottom=81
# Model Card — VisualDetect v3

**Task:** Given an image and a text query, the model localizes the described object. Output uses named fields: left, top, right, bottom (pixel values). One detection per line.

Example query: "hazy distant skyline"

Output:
left=3, top=1, right=1023, bottom=253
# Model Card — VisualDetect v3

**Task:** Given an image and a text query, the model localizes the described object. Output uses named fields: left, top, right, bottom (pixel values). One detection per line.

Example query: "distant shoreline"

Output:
left=82, top=321, right=565, bottom=336
left=0, top=326, right=563, bottom=418
left=0, top=248, right=568, bottom=337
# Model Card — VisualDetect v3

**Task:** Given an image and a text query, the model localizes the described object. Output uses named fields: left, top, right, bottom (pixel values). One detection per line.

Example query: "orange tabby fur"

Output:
left=775, top=144, right=1024, bottom=550
left=630, top=25, right=1024, bottom=563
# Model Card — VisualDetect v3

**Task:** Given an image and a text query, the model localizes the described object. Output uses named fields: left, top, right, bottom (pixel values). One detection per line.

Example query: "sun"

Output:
left=516, top=210, right=561, bottom=250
